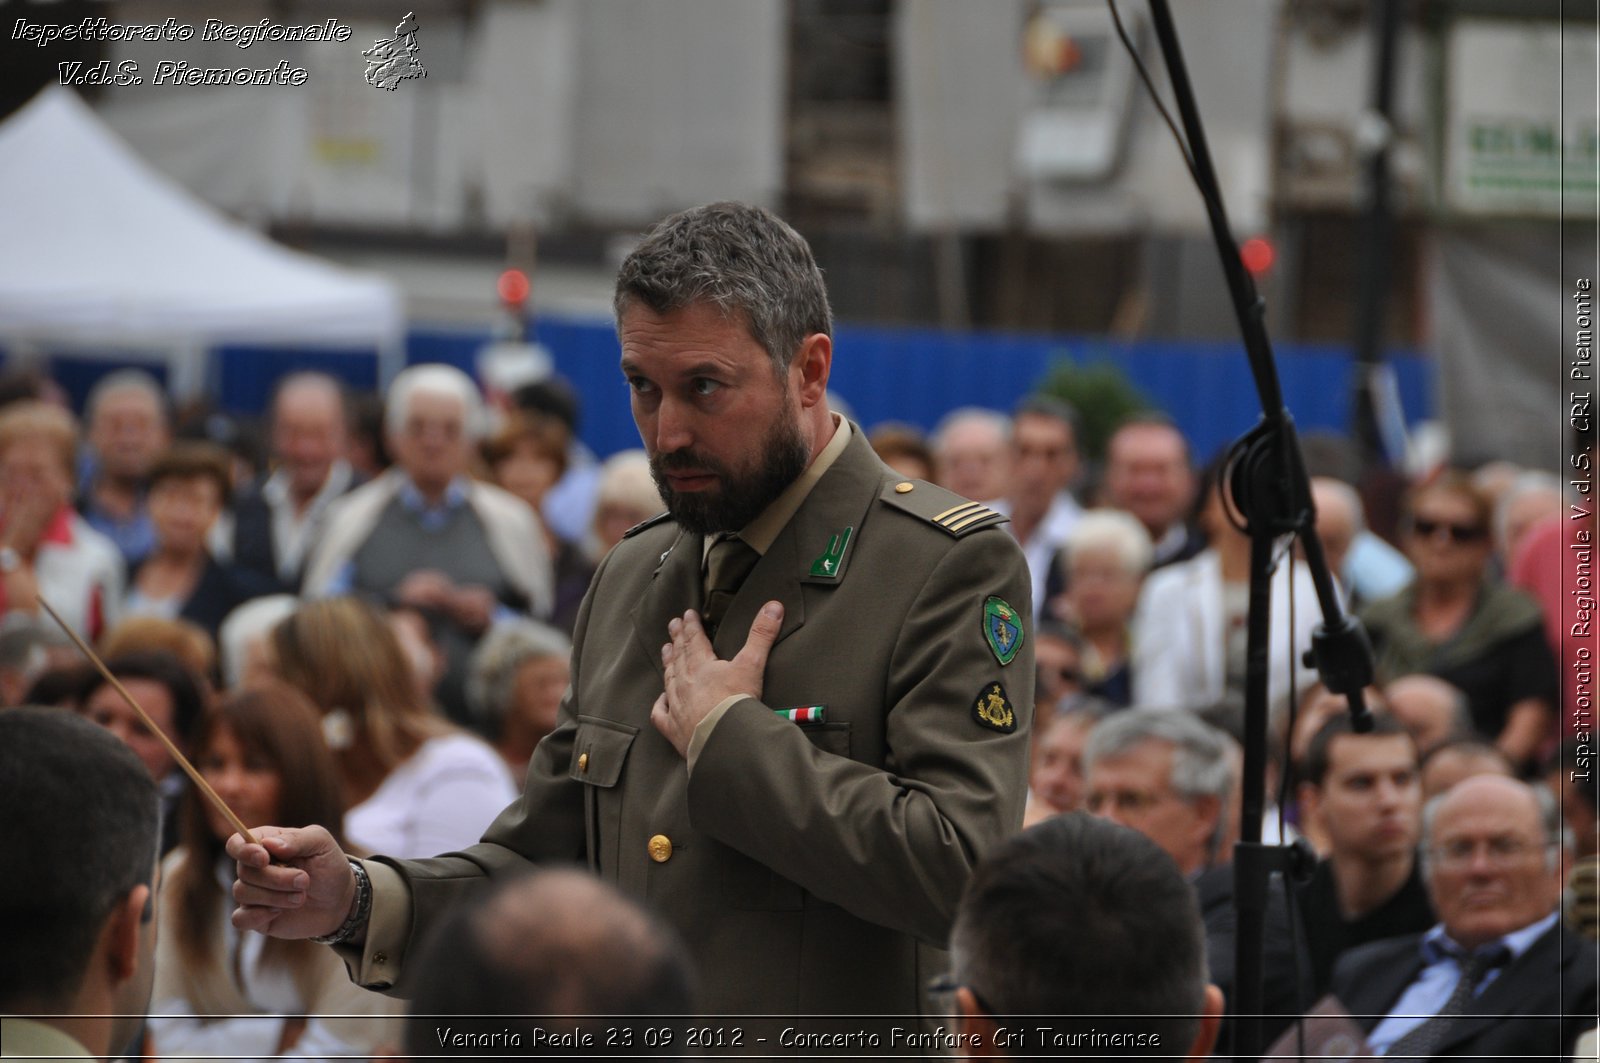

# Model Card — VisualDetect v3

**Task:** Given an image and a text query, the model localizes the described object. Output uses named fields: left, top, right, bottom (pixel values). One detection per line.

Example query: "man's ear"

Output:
left=1188, top=984, right=1225, bottom=1061
left=790, top=333, right=832, bottom=409
left=1298, top=782, right=1322, bottom=828
left=954, top=987, right=1006, bottom=1057
left=1193, top=794, right=1224, bottom=846
left=106, top=884, right=151, bottom=984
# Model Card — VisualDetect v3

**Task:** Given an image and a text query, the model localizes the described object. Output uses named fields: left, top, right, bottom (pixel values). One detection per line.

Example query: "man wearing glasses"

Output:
left=1331, top=774, right=1597, bottom=1059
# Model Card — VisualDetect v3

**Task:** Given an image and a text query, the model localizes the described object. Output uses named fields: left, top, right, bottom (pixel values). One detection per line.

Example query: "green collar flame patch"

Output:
left=982, top=596, right=1024, bottom=666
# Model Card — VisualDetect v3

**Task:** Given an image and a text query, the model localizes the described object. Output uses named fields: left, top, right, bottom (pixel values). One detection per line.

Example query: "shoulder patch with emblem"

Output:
left=878, top=480, right=1008, bottom=538
left=972, top=681, right=1017, bottom=734
left=982, top=595, right=1024, bottom=666
left=622, top=510, right=673, bottom=538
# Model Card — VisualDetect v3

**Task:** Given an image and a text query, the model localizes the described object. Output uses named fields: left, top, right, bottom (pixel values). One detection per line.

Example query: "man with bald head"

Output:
left=1331, top=775, right=1597, bottom=1059
left=403, top=869, right=695, bottom=1056
left=233, top=372, right=361, bottom=592
left=931, top=407, right=1010, bottom=504
left=1385, top=674, right=1472, bottom=759
left=1310, top=476, right=1411, bottom=611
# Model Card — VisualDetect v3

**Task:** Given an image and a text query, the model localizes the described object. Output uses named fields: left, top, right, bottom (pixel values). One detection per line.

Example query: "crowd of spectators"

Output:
left=0, top=356, right=1594, bottom=1059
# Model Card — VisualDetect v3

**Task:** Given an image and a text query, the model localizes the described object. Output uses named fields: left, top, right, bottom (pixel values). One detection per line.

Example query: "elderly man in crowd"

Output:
left=931, top=406, right=1011, bottom=505
left=77, top=369, right=171, bottom=565
left=1083, top=708, right=1308, bottom=1054
left=1331, top=775, right=1598, bottom=1058
left=1384, top=674, right=1473, bottom=760
left=302, top=363, right=553, bottom=724
left=230, top=202, right=1034, bottom=1028
left=1101, top=413, right=1204, bottom=569
left=232, top=372, right=362, bottom=592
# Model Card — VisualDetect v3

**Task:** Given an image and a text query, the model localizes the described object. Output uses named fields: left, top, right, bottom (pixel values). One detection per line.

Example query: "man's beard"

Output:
left=649, top=404, right=810, bottom=536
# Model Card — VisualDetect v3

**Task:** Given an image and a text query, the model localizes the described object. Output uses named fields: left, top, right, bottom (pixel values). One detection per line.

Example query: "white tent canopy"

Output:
left=0, top=88, right=403, bottom=395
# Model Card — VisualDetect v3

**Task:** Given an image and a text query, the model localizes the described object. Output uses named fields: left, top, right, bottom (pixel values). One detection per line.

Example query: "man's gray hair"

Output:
left=385, top=363, right=488, bottom=442
left=613, top=202, right=832, bottom=372
left=466, top=618, right=573, bottom=732
left=1420, top=779, right=1568, bottom=877
left=86, top=368, right=167, bottom=423
left=930, top=407, right=1012, bottom=451
left=1083, top=707, right=1234, bottom=804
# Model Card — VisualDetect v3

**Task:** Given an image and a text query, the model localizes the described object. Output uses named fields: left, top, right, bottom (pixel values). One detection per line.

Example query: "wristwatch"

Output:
left=310, top=857, right=372, bottom=945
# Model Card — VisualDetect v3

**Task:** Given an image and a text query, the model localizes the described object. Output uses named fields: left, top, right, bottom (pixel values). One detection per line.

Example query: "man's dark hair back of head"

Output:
left=1302, top=712, right=1414, bottom=788
left=612, top=201, right=832, bottom=371
left=0, top=707, right=160, bottom=1009
left=950, top=812, right=1206, bottom=1055
left=405, top=868, right=696, bottom=1057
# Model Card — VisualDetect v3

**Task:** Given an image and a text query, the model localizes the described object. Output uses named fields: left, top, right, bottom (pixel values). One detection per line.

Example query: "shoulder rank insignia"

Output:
left=972, top=682, right=1017, bottom=734
left=879, top=481, right=1009, bottom=538
left=982, top=595, right=1024, bottom=666
left=930, top=500, right=1006, bottom=536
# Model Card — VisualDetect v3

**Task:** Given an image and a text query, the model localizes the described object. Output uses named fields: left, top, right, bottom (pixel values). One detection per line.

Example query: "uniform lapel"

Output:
left=631, top=527, right=703, bottom=675
left=710, top=428, right=885, bottom=658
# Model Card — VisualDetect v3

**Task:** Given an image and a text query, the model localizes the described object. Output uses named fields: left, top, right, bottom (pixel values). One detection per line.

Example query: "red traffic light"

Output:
left=1240, top=237, right=1275, bottom=276
left=497, top=268, right=531, bottom=307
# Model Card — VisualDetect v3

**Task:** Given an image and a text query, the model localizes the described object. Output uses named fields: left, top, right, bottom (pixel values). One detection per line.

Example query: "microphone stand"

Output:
left=1143, top=3, right=1377, bottom=1057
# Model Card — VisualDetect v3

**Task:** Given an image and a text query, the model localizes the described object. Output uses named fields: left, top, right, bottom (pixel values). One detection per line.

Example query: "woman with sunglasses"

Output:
left=148, top=683, right=399, bottom=1061
left=1360, top=471, right=1556, bottom=770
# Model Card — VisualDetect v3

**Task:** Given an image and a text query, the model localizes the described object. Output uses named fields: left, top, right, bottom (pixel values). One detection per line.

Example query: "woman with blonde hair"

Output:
left=270, top=596, right=515, bottom=857
left=148, top=682, right=399, bottom=1060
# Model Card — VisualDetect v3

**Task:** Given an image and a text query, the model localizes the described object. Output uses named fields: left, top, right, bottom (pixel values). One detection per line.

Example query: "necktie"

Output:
left=703, top=534, right=760, bottom=637
left=1384, top=944, right=1511, bottom=1060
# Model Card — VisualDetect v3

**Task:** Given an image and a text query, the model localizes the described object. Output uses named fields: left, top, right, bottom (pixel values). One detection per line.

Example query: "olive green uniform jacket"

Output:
left=348, top=428, right=1034, bottom=1017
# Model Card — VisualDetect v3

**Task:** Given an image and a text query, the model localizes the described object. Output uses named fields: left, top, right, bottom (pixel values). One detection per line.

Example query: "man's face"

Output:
left=390, top=390, right=472, bottom=496
left=1426, top=779, right=1561, bottom=950
left=1310, top=734, right=1421, bottom=862
left=273, top=384, right=346, bottom=499
left=1104, top=424, right=1193, bottom=537
left=1009, top=412, right=1078, bottom=511
left=621, top=301, right=809, bottom=536
left=86, top=678, right=179, bottom=781
left=0, top=437, right=72, bottom=512
left=89, top=389, right=168, bottom=480
left=1086, top=739, right=1217, bottom=875
left=935, top=420, right=1010, bottom=504
left=1032, top=715, right=1093, bottom=814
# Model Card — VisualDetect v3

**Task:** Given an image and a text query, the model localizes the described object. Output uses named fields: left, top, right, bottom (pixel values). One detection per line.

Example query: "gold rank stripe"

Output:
left=932, top=500, right=999, bottom=531
left=948, top=508, right=1000, bottom=531
left=933, top=500, right=988, bottom=524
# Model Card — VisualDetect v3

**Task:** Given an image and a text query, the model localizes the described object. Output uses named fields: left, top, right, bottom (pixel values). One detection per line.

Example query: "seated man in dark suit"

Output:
left=1331, top=774, right=1598, bottom=1059
left=1083, top=708, right=1310, bottom=1056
